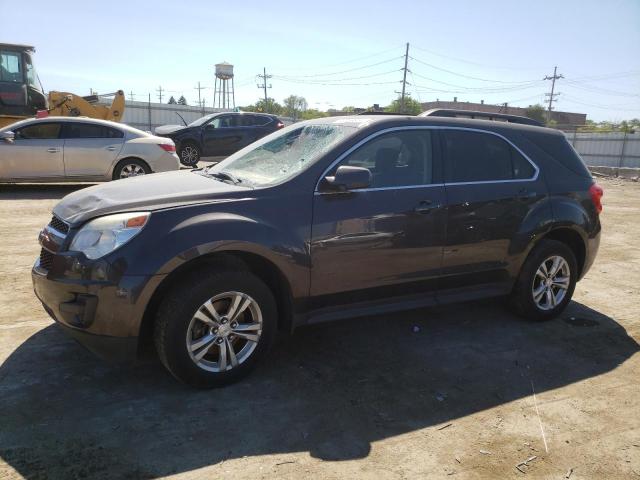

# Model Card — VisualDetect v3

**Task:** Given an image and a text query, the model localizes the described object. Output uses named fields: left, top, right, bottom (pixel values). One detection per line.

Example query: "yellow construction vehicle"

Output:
left=0, top=43, right=125, bottom=128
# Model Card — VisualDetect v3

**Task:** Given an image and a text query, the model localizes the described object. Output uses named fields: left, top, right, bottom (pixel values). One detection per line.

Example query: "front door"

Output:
left=0, top=121, right=64, bottom=179
left=438, top=128, right=547, bottom=291
left=310, top=128, right=446, bottom=306
left=61, top=122, right=124, bottom=178
left=202, top=115, right=247, bottom=156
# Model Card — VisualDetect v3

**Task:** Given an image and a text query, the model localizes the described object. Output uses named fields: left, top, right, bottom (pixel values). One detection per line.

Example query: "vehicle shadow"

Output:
left=0, top=183, right=95, bottom=200
left=0, top=300, right=637, bottom=478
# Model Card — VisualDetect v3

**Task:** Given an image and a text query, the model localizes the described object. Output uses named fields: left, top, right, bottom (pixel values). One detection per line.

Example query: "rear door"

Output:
left=61, top=122, right=124, bottom=178
left=0, top=122, right=64, bottom=179
left=202, top=114, right=247, bottom=156
left=439, top=128, right=545, bottom=292
left=310, top=128, right=446, bottom=305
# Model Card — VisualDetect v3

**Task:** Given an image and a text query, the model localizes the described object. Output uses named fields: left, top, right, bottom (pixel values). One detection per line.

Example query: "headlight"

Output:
left=69, top=212, right=150, bottom=259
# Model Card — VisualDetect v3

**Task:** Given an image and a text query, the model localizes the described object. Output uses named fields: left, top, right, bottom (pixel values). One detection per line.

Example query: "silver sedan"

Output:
left=0, top=117, right=180, bottom=182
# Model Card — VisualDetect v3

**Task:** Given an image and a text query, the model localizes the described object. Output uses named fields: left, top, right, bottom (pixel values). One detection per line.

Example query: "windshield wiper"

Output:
left=207, top=170, right=242, bottom=185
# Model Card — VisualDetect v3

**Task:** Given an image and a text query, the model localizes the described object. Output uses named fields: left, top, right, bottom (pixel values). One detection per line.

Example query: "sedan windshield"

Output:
left=208, top=123, right=356, bottom=186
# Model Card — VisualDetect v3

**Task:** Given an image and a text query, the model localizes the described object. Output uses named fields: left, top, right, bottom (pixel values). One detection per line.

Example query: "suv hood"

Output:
left=155, top=124, right=188, bottom=135
left=53, top=170, right=250, bottom=225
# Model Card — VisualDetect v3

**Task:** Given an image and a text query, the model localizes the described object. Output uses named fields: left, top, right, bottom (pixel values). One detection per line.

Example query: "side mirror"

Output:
left=0, top=131, right=15, bottom=143
left=323, top=166, right=372, bottom=191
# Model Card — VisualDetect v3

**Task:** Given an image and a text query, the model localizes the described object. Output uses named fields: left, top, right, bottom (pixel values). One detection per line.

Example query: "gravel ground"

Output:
left=0, top=177, right=638, bottom=479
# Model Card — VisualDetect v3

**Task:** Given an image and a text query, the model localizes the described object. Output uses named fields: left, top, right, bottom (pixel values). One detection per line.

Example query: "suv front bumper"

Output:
left=32, top=258, right=165, bottom=363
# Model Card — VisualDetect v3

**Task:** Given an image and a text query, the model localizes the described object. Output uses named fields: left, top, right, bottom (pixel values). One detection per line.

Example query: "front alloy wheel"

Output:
left=154, top=270, right=277, bottom=388
left=186, top=292, right=263, bottom=372
left=179, top=144, right=200, bottom=167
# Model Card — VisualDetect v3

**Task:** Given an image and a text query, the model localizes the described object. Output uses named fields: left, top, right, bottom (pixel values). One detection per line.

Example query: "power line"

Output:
left=273, top=45, right=404, bottom=73
left=543, top=66, right=564, bottom=122
left=411, top=44, right=545, bottom=71
left=410, top=70, right=541, bottom=91
left=273, top=69, right=400, bottom=83
left=277, top=57, right=402, bottom=78
left=409, top=55, right=538, bottom=84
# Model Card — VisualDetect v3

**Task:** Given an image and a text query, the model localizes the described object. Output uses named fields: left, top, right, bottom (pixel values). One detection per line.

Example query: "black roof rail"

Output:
left=418, top=108, right=543, bottom=126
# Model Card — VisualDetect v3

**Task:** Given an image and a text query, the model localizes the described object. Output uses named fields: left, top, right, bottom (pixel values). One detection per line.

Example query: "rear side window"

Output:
left=238, top=115, right=256, bottom=127
left=64, top=123, right=124, bottom=139
left=254, top=115, right=273, bottom=126
left=442, top=130, right=534, bottom=183
left=15, top=122, right=61, bottom=139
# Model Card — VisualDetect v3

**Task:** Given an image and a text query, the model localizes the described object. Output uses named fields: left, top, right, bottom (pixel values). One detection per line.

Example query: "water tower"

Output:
left=213, top=62, right=235, bottom=109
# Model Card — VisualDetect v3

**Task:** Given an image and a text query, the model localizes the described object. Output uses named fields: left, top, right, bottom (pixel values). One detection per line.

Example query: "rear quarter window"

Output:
left=522, top=131, right=591, bottom=178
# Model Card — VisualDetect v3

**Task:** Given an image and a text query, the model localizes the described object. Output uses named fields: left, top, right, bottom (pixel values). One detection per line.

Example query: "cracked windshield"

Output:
left=209, top=124, right=355, bottom=186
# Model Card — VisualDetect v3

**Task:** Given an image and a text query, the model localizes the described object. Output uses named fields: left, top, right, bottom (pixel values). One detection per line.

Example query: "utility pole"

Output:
left=256, top=67, right=272, bottom=112
left=400, top=42, right=410, bottom=113
left=195, top=81, right=205, bottom=115
left=156, top=85, right=164, bottom=104
left=543, top=66, right=563, bottom=124
left=128, top=91, right=135, bottom=101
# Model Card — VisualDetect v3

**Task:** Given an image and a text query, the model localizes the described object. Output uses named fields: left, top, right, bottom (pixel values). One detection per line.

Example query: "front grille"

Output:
left=48, top=215, right=69, bottom=234
left=39, top=248, right=54, bottom=271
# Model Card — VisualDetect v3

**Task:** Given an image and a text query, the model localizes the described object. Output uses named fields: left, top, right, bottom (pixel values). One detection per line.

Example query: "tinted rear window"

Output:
left=442, top=130, right=534, bottom=182
left=64, top=123, right=124, bottom=139
left=522, top=131, right=591, bottom=178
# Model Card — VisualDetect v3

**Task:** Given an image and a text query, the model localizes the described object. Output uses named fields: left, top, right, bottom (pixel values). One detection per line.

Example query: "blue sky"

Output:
left=2, top=0, right=639, bottom=121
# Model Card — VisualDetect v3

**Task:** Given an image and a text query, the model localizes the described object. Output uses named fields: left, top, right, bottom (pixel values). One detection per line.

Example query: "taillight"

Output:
left=158, top=143, right=176, bottom=153
left=36, top=110, right=49, bottom=118
left=589, top=183, right=603, bottom=214
left=276, top=122, right=284, bottom=129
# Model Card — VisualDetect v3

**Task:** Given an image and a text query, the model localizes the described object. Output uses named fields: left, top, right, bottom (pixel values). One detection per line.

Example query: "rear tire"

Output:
left=154, top=269, right=277, bottom=388
left=510, top=239, right=578, bottom=321
left=178, top=142, right=201, bottom=167
left=112, top=158, right=150, bottom=180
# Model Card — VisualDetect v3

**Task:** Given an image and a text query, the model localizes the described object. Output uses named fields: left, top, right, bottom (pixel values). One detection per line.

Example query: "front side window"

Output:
left=15, top=123, right=61, bottom=139
left=208, top=115, right=236, bottom=129
left=0, top=51, right=22, bottom=83
left=209, top=123, right=355, bottom=186
left=337, top=130, right=434, bottom=188
left=442, top=130, right=534, bottom=183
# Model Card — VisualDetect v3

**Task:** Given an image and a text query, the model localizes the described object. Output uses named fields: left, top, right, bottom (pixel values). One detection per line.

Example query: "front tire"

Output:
left=178, top=142, right=201, bottom=167
left=510, top=239, right=578, bottom=321
left=154, top=270, right=277, bottom=388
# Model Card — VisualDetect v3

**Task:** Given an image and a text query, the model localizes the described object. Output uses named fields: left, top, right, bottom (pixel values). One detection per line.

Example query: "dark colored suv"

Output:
left=32, top=114, right=603, bottom=387
left=155, top=112, right=284, bottom=166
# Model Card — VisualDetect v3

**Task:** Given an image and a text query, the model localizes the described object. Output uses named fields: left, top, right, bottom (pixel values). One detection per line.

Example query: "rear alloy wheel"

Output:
left=510, top=239, right=578, bottom=321
left=154, top=270, right=277, bottom=387
left=179, top=143, right=200, bottom=167
left=113, top=159, right=150, bottom=180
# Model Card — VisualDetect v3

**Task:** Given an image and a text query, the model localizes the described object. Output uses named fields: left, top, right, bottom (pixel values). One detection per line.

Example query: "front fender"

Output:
left=110, top=203, right=311, bottom=299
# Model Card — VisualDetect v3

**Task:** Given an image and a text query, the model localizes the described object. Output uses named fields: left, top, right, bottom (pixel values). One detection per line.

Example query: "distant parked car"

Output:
left=155, top=112, right=284, bottom=167
left=0, top=117, right=179, bottom=182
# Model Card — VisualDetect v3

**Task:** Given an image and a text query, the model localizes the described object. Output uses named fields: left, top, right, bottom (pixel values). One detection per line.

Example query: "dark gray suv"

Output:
left=32, top=112, right=603, bottom=387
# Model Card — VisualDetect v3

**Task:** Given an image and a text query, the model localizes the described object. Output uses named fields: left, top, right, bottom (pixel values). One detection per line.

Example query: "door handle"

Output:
left=414, top=200, right=438, bottom=214
left=47, top=148, right=59, bottom=153
left=106, top=146, right=117, bottom=151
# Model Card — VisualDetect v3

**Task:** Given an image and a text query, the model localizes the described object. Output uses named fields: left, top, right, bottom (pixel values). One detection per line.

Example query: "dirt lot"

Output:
left=0, top=178, right=638, bottom=479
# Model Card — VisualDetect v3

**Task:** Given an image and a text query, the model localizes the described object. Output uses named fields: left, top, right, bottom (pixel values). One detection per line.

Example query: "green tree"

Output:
left=167, top=96, right=177, bottom=105
left=524, top=104, right=546, bottom=124
left=341, top=106, right=356, bottom=113
left=251, top=98, right=282, bottom=114
left=283, top=95, right=308, bottom=120
left=177, top=95, right=188, bottom=106
left=301, top=109, right=328, bottom=120
left=385, top=96, right=422, bottom=115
